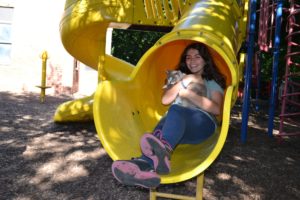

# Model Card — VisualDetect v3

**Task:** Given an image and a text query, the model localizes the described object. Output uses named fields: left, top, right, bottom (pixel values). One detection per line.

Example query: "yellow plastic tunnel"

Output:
left=56, top=0, right=249, bottom=184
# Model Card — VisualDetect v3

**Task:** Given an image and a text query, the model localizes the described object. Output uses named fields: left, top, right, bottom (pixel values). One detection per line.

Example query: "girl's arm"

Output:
left=179, top=89, right=223, bottom=115
left=161, top=81, right=182, bottom=105
left=161, top=74, right=204, bottom=106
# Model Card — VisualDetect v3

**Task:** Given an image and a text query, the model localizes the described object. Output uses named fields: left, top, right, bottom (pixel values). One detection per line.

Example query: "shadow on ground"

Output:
left=0, top=92, right=299, bottom=200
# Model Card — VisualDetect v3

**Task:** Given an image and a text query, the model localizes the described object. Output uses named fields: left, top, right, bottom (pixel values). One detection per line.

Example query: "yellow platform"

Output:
left=55, top=0, right=249, bottom=187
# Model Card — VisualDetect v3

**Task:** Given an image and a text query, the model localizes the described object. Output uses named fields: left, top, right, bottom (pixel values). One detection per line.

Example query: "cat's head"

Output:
left=162, top=70, right=184, bottom=89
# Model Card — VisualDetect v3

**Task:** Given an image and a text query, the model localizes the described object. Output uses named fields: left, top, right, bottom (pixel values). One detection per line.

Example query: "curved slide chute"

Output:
left=54, top=55, right=135, bottom=122
left=56, top=0, right=249, bottom=185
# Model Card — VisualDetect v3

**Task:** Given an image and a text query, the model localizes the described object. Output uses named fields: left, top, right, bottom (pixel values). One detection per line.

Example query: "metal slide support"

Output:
left=150, top=173, right=204, bottom=200
left=241, top=0, right=257, bottom=143
left=268, top=0, right=284, bottom=137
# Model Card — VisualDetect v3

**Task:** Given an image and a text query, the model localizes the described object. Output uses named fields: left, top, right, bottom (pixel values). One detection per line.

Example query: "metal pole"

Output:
left=241, top=0, right=257, bottom=143
left=37, top=51, right=51, bottom=103
left=268, top=0, right=283, bottom=137
left=255, top=52, right=261, bottom=111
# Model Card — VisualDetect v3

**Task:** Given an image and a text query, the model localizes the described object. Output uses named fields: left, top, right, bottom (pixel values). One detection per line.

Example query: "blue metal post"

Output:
left=241, top=0, right=257, bottom=143
left=255, top=52, right=261, bottom=111
left=268, top=0, right=283, bottom=137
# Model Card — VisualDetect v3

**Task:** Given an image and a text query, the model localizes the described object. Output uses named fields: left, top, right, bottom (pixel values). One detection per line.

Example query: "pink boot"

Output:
left=111, top=158, right=160, bottom=189
left=140, top=131, right=172, bottom=175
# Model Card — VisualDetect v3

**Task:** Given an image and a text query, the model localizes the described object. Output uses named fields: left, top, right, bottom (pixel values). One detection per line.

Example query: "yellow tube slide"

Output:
left=56, top=0, right=248, bottom=184
left=54, top=55, right=134, bottom=122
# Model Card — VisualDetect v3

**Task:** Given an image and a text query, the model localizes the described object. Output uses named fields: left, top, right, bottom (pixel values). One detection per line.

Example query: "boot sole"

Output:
left=112, top=160, right=160, bottom=188
left=140, top=134, right=171, bottom=174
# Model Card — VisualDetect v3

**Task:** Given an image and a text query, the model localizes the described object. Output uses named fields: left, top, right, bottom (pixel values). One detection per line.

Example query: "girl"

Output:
left=111, top=42, right=226, bottom=188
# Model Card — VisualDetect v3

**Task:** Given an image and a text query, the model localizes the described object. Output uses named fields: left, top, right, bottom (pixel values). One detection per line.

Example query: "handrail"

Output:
left=133, top=0, right=190, bottom=26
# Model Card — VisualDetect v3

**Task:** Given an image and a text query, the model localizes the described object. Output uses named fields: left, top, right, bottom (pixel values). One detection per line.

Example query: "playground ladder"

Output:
left=257, top=0, right=277, bottom=52
left=279, top=0, right=300, bottom=137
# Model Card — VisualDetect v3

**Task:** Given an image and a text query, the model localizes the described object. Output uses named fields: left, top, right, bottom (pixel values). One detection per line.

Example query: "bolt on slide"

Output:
left=54, top=0, right=249, bottom=193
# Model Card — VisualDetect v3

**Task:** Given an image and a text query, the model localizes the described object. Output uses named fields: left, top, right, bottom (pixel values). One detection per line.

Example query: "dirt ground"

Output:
left=0, top=91, right=299, bottom=200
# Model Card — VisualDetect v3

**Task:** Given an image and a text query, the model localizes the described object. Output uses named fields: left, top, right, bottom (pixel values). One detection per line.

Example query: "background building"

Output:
left=0, top=0, right=98, bottom=96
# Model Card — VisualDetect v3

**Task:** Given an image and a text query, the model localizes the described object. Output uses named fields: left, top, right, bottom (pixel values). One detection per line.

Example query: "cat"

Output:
left=162, top=70, right=185, bottom=89
left=163, top=70, right=207, bottom=108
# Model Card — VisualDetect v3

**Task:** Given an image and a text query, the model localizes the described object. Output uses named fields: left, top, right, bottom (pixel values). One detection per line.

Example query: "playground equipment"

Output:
left=55, top=0, right=249, bottom=199
left=242, top=0, right=300, bottom=141
left=241, top=0, right=257, bottom=142
left=279, top=0, right=300, bottom=137
left=36, top=51, right=51, bottom=103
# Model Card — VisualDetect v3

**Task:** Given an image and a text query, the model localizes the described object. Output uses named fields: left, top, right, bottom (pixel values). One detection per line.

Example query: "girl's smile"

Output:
left=185, top=48, right=206, bottom=75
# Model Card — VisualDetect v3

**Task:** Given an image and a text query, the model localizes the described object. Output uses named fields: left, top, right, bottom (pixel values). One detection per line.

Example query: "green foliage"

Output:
left=259, top=47, right=286, bottom=82
left=111, top=29, right=165, bottom=65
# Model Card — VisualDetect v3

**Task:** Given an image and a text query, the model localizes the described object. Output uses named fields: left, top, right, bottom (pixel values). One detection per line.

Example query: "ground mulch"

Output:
left=0, top=91, right=299, bottom=200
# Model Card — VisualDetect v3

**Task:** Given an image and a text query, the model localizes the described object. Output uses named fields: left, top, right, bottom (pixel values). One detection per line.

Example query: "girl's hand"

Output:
left=161, top=74, right=197, bottom=105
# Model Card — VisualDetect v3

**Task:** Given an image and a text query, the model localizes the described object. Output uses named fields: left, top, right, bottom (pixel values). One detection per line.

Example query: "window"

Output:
left=0, top=6, right=14, bottom=65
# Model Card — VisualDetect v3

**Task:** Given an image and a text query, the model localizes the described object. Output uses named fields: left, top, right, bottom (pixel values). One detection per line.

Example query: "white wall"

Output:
left=0, top=0, right=98, bottom=95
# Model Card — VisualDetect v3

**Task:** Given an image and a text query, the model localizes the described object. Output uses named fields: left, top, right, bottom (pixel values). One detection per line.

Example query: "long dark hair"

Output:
left=177, top=42, right=226, bottom=89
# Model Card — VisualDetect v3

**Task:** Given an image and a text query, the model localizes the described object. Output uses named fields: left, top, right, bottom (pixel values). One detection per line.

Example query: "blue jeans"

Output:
left=154, top=104, right=216, bottom=148
left=141, top=104, right=217, bottom=165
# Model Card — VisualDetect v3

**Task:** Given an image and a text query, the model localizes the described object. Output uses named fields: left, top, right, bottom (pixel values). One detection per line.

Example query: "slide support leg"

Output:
left=149, top=172, right=204, bottom=200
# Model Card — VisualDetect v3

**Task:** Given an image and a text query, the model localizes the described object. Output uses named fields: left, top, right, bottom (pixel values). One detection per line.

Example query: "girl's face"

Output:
left=185, top=48, right=206, bottom=75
